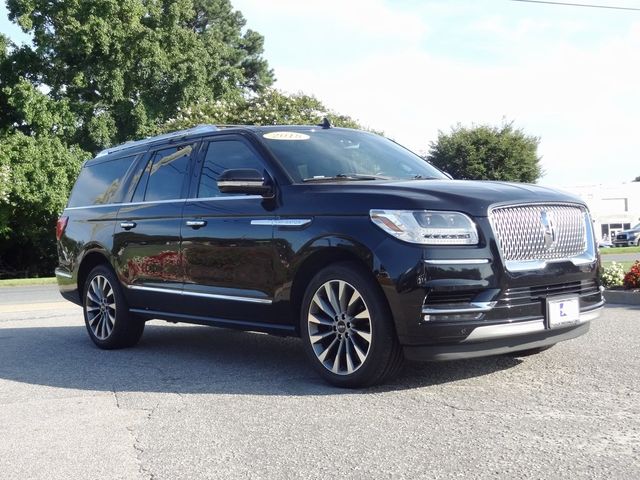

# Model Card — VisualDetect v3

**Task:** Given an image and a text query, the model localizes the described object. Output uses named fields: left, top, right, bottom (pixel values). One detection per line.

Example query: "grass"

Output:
left=0, top=277, right=57, bottom=287
left=600, top=246, right=640, bottom=255
left=601, top=260, right=634, bottom=271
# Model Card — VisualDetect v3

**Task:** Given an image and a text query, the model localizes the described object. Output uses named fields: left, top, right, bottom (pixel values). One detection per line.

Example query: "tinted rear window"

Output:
left=140, top=145, right=193, bottom=202
left=68, top=155, right=135, bottom=207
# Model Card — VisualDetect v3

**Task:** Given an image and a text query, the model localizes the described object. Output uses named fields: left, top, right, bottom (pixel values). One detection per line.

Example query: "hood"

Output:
left=290, top=179, right=585, bottom=217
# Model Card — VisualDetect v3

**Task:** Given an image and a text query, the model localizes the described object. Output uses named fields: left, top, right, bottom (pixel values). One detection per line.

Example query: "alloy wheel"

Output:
left=307, top=280, right=372, bottom=375
left=85, top=275, right=116, bottom=340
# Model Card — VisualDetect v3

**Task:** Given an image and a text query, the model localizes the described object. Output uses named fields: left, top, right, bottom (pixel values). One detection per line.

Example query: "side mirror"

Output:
left=218, top=169, right=274, bottom=197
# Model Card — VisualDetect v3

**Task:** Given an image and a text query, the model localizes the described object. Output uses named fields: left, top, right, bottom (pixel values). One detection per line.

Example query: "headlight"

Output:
left=370, top=209, right=479, bottom=245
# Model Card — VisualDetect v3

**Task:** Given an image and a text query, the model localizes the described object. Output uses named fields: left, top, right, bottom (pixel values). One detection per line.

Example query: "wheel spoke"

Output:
left=350, top=337, right=367, bottom=363
left=347, top=291, right=362, bottom=316
left=353, top=309, right=369, bottom=320
left=351, top=328, right=372, bottom=343
left=87, top=310, right=100, bottom=326
left=308, top=311, right=333, bottom=326
left=332, top=338, right=344, bottom=373
left=345, top=341, right=355, bottom=373
left=317, top=337, right=338, bottom=363
left=309, top=330, right=335, bottom=344
left=313, top=294, right=336, bottom=318
left=324, top=283, right=341, bottom=315
left=87, top=289, right=100, bottom=305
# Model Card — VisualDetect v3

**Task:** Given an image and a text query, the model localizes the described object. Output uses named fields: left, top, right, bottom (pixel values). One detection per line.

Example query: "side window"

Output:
left=68, top=155, right=135, bottom=207
left=198, top=140, right=265, bottom=198
left=138, top=145, right=193, bottom=202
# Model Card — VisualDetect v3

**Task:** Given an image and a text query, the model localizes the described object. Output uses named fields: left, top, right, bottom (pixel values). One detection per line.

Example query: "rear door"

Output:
left=180, top=135, right=278, bottom=322
left=114, top=142, right=197, bottom=313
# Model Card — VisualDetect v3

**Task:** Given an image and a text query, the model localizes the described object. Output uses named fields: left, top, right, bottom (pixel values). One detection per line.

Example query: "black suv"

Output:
left=56, top=124, right=604, bottom=387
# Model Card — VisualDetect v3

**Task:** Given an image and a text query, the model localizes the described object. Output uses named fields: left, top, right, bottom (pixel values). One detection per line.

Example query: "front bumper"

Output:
left=403, top=304, right=602, bottom=361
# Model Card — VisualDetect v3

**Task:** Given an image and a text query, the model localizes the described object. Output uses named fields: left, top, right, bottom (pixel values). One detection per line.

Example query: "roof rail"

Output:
left=94, top=124, right=219, bottom=158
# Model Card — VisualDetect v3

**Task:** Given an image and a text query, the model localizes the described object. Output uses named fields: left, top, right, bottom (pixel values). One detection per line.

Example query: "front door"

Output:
left=180, top=135, right=278, bottom=323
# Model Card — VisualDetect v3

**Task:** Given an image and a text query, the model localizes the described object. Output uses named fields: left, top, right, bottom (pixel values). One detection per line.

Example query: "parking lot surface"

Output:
left=0, top=287, right=638, bottom=479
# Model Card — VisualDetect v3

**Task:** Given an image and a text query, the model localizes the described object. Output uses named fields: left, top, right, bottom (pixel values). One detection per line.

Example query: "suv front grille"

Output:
left=490, top=204, right=587, bottom=262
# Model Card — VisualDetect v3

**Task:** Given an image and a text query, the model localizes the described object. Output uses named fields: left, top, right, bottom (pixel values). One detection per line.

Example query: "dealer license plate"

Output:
left=546, top=296, right=580, bottom=329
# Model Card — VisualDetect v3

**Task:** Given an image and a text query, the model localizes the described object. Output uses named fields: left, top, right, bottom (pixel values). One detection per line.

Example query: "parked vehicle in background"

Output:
left=613, top=223, right=640, bottom=247
left=55, top=124, right=604, bottom=387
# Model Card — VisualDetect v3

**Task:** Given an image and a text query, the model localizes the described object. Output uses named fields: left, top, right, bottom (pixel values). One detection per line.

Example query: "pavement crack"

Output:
left=112, top=387, right=121, bottom=409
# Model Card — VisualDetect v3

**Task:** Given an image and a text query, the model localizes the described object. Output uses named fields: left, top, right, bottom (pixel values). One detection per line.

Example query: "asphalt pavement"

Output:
left=0, top=286, right=638, bottom=479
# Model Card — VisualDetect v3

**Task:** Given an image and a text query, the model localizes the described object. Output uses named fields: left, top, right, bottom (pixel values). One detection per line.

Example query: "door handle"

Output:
left=120, top=221, right=137, bottom=230
left=186, top=220, right=207, bottom=229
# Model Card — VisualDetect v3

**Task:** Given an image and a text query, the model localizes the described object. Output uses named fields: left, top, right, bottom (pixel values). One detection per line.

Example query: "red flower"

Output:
left=623, top=261, right=640, bottom=289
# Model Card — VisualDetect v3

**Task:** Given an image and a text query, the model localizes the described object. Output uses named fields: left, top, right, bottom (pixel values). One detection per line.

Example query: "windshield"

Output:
left=260, top=128, right=446, bottom=183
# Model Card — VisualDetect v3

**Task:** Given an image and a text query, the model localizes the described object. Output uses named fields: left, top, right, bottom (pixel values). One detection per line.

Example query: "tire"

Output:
left=299, top=262, right=404, bottom=388
left=505, top=345, right=554, bottom=357
left=82, top=264, right=144, bottom=349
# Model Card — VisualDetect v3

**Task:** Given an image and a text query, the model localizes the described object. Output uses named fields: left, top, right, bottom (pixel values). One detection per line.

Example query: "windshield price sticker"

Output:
left=263, top=132, right=310, bottom=141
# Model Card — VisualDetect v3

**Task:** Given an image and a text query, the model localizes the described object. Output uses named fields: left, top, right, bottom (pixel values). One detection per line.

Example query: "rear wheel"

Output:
left=83, top=265, right=144, bottom=349
left=300, top=262, right=403, bottom=388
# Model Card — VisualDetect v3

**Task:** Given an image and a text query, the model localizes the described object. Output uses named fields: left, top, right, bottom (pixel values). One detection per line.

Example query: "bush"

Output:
left=600, top=262, right=625, bottom=288
left=623, top=261, right=640, bottom=289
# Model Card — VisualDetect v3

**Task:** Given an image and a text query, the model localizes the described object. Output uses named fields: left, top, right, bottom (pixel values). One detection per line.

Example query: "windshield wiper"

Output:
left=410, top=174, right=440, bottom=180
left=302, top=173, right=389, bottom=182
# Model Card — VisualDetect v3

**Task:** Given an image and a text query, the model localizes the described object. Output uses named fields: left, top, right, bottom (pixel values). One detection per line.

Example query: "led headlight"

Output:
left=370, top=210, right=479, bottom=245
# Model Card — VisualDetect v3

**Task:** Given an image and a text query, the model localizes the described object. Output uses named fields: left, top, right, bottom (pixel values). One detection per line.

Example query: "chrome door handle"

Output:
left=120, top=221, right=136, bottom=230
left=186, top=220, right=207, bottom=228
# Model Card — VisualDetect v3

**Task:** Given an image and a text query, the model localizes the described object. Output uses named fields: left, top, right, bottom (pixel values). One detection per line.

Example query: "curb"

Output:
left=604, top=289, right=640, bottom=306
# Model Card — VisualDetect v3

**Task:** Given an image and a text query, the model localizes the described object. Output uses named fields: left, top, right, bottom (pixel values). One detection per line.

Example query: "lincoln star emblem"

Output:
left=540, top=210, right=557, bottom=250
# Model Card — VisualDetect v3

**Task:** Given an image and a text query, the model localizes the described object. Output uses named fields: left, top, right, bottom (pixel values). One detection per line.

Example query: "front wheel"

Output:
left=300, top=262, right=403, bottom=388
left=83, top=264, right=144, bottom=349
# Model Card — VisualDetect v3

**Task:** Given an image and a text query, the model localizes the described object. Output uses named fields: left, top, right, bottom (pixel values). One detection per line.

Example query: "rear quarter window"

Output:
left=67, top=155, right=135, bottom=207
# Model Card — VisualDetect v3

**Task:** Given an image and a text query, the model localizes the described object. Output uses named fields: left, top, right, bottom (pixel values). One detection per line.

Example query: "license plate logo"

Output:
left=547, top=296, right=580, bottom=329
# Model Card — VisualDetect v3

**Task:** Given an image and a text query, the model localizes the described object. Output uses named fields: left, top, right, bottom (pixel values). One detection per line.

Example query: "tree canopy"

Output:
left=156, top=89, right=365, bottom=133
left=5, top=0, right=274, bottom=151
left=426, top=122, right=543, bottom=183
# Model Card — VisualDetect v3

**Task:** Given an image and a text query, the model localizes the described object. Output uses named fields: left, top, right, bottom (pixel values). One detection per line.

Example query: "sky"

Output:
left=2, top=0, right=639, bottom=186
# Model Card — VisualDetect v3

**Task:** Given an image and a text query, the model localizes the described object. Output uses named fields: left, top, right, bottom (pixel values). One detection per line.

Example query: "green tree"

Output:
left=0, top=132, right=88, bottom=277
left=157, top=89, right=366, bottom=133
left=426, top=122, right=543, bottom=182
left=6, top=0, right=273, bottom=151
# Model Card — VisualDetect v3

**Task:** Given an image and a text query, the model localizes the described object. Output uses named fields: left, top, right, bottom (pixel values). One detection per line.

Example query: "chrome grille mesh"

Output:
left=490, top=204, right=587, bottom=261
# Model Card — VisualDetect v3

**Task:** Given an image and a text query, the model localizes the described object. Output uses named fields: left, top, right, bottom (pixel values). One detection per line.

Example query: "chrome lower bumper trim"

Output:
left=422, top=301, right=495, bottom=315
left=54, top=268, right=73, bottom=279
left=463, top=305, right=604, bottom=342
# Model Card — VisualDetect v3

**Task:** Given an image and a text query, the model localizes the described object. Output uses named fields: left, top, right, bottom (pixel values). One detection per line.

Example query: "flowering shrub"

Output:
left=600, top=262, right=625, bottom=288
left=623, top=261, right=640, bottom=289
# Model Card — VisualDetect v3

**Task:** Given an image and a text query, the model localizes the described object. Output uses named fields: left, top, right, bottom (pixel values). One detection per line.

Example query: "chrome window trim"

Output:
left=462, top=303, right=603, bottom=342
left=423, top=259, right=490, bottom=265
left=487, top=202, right=597, bottom=272
left=126, top=284, right=272, bottom=304
left=64, top=195, right=263, bottom=211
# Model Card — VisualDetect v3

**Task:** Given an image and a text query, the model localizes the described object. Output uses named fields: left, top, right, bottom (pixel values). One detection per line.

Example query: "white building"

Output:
left=555, top=183, right=640, bottom=241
